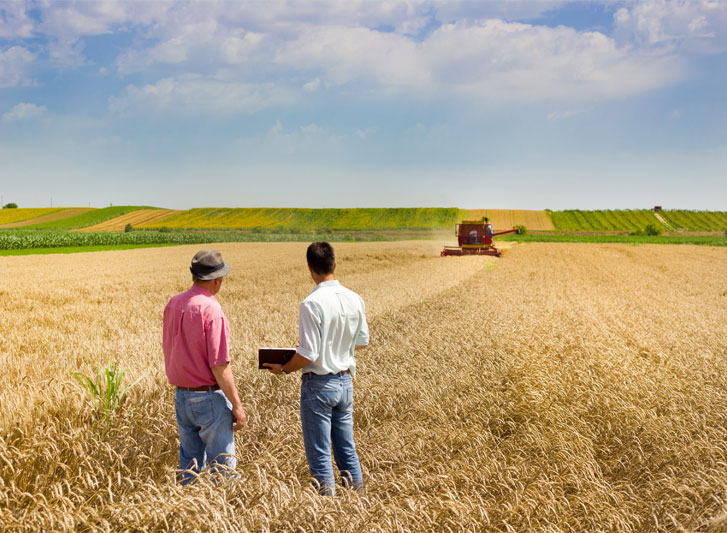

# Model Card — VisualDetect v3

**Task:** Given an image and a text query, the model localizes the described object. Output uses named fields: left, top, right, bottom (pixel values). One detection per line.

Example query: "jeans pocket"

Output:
left=189, top=396, right=215, bottom=427
left=308, top=387, right=339, bottom=413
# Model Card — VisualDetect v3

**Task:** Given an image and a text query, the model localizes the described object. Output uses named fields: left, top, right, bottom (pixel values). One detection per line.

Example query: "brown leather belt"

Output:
left=177, top=384, right=220, bottom=392
left=302, top=370, right=350, bottom=377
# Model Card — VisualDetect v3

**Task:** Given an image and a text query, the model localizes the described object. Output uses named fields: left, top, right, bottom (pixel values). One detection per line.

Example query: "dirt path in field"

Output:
left=653, top=211, right=674, bottom=230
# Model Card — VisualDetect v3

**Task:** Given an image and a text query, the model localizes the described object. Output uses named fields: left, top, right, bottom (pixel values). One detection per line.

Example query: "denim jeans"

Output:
left=300, top=373, right=363, bottom=495
left=174, top=387, right=235, bottom=485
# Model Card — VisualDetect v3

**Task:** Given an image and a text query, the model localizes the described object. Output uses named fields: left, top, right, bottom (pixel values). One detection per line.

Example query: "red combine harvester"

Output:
left=441, top=220, right=521, bottom=257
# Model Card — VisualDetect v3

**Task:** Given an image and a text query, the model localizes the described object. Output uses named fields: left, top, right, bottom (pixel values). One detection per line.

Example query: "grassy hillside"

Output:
left=141, top=207, right=461, bottom=231
left=24, top=206, right=160, bottom=230
left=550, top=210, right=662, bottom=232
left=657, top=211, right=727, bottom=231
left=549, top=210, right=727, bottom=232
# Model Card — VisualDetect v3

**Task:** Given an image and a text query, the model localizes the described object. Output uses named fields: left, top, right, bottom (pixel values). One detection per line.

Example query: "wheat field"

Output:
left=461, top=210, right=554, bottom=231
left=77, top=210, right=183, bottom=232
left=1, top=241, right=726, bottom=532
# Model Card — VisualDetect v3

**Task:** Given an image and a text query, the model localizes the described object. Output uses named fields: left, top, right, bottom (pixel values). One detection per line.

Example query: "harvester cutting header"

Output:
left=441, top=218, right=521, bottom=257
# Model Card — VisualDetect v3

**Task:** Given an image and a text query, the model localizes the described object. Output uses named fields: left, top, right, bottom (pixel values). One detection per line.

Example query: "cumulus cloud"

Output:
left=0, top=45, right=35, bottom=88
left=614, top=0, right=727, bottom=53
left=0, top=2, right=34, bottom=38
left=3, top=1, right=710, bottom=110
left=108, top=75, right=296, bottom=116
left=277, top=26, right=429, bottom=89
left=274, top=19, right=683, bottom=103
left=2, top=102, right=47, bottom=121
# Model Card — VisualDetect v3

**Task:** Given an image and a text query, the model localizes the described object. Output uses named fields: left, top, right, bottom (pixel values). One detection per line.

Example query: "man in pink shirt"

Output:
left=163, top=249, right=246, bottom=484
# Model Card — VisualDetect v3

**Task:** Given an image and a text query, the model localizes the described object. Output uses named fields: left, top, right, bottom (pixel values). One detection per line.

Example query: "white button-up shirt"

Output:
left=297, top=280, right=369, bottom=376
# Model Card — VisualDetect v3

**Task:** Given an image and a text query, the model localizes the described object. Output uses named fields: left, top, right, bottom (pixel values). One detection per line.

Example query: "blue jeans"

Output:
left=300, top=373, right=363, bottom=495
left=174, top=387, right=235, bottom=485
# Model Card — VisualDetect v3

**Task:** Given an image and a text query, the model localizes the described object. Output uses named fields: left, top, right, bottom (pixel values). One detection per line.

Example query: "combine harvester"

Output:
left=441, top=220, right=521, bottom=257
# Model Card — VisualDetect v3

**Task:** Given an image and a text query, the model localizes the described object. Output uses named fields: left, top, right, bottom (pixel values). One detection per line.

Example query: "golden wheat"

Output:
left=77, top=210, right=183, bottom=232
left=462, top=210, right=554, bottom=231
left=1, top=241, right=726, bottom=532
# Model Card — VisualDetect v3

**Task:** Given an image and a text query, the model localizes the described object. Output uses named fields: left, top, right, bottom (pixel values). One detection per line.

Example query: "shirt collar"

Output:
left=190, top=284, right=213, bottom=297
left=312, top=280, right=340, bottom=292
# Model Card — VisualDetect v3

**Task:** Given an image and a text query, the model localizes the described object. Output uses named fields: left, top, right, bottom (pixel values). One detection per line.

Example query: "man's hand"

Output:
left=232, top=405, right=247, bottom=431
left=263, top=363, right=284, bottom=374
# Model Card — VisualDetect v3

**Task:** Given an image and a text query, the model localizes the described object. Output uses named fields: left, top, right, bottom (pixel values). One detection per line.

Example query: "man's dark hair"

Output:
left=307, top=241, right=335, bottom=275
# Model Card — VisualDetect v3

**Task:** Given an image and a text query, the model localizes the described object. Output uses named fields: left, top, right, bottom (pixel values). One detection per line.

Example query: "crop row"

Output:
left=658, top=211, right=727, bottom=231
left=549, top=210, right=660, bottom=231
left=24, top=206, right=159, bottom=230
left=0, top=229, right=378, bottom=250
left=141, top=207, right=462, bottom=231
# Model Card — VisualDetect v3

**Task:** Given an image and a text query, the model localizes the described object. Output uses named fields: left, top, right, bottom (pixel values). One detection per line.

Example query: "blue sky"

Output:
left=0, top=0, right=725, bottom=210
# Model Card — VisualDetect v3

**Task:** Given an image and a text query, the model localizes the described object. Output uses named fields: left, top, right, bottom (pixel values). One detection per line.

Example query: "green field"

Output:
left=3, top=207, right=727, bottom=254
left=141, top=207, right=461, bottom=231
left=548, top=210, right=727, bottom=232
left=0, top=229, right=391, bottom=255
left=657, top=210, right=727, bottom=231
left=505, top=233, right=727, bottom=246
left=548, top=210, right=662, bottom=232
left=23, top=206, right=160, bottom=230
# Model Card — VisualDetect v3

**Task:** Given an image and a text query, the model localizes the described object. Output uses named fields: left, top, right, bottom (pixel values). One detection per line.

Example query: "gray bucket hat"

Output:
left=190, top=249, right=231, bottom=280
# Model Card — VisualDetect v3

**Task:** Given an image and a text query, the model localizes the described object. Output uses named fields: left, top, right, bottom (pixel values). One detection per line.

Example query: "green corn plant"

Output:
left=71, top=361, right=145, bottom=438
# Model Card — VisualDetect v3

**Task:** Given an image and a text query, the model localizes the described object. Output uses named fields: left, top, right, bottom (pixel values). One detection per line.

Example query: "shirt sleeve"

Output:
left=297, top=300, right=321, bottom=362
left=355, top=297, right=369, bottom=346
left=205, top=315, right=230, bottom=368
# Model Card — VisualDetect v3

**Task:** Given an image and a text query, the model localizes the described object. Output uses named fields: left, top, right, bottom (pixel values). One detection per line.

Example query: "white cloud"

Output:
left=3, top=1, right=706, bottom=111
left=276, top=26, right=429, bottom=89
left=274, top=19, right=683, bottom=104
left=614, top=0, right=727, bottom=54
left=2, top=102, right=47, bottom=121
left=425, top=20, right=684, bottom=102
left=0, top=2, right=34, bottom=38
left=35, top=0, right=172, bottom=66
left=303, top=77, right=321, bottom=92
left=108, top=75, right=296, bottom=116
left=0, top=45, right=35, bottom=88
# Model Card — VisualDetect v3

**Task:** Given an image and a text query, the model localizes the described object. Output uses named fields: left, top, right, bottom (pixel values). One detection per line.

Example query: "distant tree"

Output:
left=124, top=223, right=133, bottom=233
left=644, top=223, right=662, bottom=236
left=2, top=202, right=18, bottom=209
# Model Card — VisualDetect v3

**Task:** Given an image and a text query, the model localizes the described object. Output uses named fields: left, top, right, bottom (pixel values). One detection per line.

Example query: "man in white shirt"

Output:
left=264, top=241, right=368, bottom=495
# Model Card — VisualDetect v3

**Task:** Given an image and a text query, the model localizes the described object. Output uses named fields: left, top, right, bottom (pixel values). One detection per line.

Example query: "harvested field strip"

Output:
left=462, top=209, right=554, bottom=230
left=1, top=242, right=727, bottom=531
left=0, top=208, right=94, bottom=228
left=0, top=208, right=64, bottom=226
left=24, top=206, right=160, bottom=230
left=140, top=207, right=461, bottom=230
left=77, top=209, right=182, bottom=232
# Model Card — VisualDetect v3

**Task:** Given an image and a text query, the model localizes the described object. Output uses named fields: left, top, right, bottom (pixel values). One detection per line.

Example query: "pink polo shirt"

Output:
left=163, top=285, right=230, bottom=387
